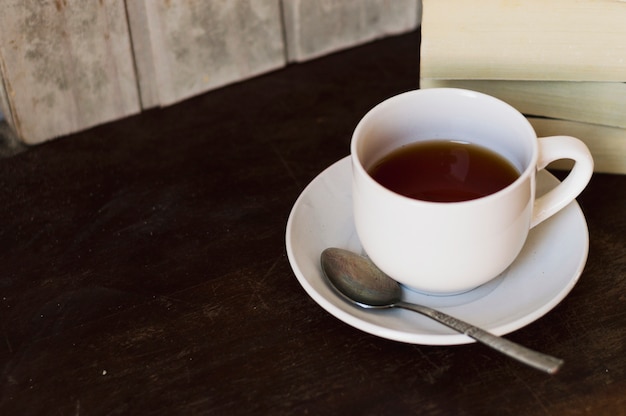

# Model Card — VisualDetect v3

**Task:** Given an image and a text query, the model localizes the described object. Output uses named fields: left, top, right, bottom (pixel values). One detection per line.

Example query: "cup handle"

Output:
left=531, top=136, right=594, bottom=228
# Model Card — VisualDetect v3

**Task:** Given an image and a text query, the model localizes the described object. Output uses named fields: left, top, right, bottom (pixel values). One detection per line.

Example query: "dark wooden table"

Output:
left=1, top=31, right=625, bottom=415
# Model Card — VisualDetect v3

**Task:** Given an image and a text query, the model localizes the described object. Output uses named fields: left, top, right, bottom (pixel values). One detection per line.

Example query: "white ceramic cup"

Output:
left=351, top=88, right=593, bottom=294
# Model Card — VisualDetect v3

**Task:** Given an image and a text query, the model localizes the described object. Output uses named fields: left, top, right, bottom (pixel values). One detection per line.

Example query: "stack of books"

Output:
left=419, top=0, right=626, bottom=174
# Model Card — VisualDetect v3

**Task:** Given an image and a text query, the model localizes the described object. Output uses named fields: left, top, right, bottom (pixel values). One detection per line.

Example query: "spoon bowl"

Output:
left=320, top=247, right=563, bottom=374
left=321, top=247, right=401, bottom=307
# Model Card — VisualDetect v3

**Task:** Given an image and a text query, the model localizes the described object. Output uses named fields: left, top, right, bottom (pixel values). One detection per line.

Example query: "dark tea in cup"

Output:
left=368, top=140, right=520, bottom=202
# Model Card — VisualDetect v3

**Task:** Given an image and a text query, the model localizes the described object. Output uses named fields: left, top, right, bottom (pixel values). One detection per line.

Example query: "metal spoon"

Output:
left=320, top=247, right=564, bottom=374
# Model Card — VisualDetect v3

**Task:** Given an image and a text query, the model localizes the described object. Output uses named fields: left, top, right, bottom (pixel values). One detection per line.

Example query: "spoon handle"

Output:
left=396, top=301, right=563, bottom=374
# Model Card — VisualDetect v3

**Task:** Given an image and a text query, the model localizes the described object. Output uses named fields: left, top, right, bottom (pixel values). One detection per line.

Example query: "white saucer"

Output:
left=285, top=156, right=589, bottom=345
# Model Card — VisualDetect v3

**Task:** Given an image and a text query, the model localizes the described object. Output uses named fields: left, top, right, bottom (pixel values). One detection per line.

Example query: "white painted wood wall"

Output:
left=0, top=0, right=421, bottom=145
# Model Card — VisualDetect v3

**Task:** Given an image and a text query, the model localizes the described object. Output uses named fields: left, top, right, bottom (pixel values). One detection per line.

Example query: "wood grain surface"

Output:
left=0, top=0, right=140, bottom=144
left=0, top=31, right=624, bottom=416
left=126, top=0, right=286, bottom=108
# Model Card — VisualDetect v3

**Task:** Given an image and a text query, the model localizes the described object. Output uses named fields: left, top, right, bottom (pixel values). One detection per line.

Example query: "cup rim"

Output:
left=350, top=88, right=539, bottom=206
